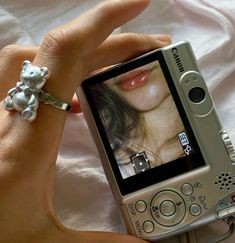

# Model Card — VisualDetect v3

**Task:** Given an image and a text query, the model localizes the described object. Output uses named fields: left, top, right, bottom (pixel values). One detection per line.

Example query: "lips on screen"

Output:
left=90, top=60, right=194, bottom=179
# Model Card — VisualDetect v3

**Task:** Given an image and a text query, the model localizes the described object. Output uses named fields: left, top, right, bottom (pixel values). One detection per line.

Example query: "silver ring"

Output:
left=3, top=60, right=71, bottom=122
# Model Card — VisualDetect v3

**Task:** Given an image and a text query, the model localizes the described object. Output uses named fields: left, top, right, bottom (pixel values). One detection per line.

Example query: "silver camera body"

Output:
left=77, top=41, right=235, bottom=241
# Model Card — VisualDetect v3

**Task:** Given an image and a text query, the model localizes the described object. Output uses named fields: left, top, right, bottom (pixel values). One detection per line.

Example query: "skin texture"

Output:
left=0, top=1, right=171, bottom=242
left=107, top=62, right=169, bottom=112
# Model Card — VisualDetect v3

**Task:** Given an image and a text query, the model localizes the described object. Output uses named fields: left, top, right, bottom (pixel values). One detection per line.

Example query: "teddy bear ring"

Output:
left=3, top=60, right=71, bottom=122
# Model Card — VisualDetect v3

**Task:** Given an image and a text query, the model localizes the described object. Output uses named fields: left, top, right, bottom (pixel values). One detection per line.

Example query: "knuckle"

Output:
left=41, top=28, right=70, bottom=57
left=0, top=44, right=23, bottom=63
left=124, top=33, right=144, bottom=46
left=122, top=33, right=167, bottom=51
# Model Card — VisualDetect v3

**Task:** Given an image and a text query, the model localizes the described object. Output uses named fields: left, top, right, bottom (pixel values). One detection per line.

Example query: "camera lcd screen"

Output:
left=82, top=50, right=205, bottom=194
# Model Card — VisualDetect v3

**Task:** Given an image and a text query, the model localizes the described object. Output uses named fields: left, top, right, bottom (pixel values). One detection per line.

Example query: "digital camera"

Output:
left=76, top=41, right=235, bottom=241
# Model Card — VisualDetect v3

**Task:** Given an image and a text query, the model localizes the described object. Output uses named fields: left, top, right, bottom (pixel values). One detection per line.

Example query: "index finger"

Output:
left=0, top=0, right=152, bottom=168
left=34, top=0, right=150, bottom=103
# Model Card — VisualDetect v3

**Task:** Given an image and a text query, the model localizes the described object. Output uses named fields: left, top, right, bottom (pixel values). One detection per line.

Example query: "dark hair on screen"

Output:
left=91, top=83, right=140, bottom=152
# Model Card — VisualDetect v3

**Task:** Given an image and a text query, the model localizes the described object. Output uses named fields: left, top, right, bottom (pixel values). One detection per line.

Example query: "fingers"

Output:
left=87, top=33, right=172, bottom=73
left=72, top=33, right=171, bottom=114
left=34, top=0, right=151, bottom=103
left=38, top=0, right=150, bottom=58
left=0, top=32, right=171, bottom=114
left=0, top=45, right=38, bottom=100
left=59, top=33, right=171, bottom=114
left=59, top=230, right=150, bottom=243
left=0, top=0, right=171, bottom=174
left=71, top=94, right=82, bottom=113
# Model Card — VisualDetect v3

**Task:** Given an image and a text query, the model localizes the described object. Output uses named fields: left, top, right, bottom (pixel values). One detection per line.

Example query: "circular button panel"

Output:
left=150, top=190, right=186, bottom=227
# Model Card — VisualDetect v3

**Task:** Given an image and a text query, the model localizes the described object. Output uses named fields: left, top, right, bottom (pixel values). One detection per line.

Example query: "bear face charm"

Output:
left=3, top=60, right=49, bottom=122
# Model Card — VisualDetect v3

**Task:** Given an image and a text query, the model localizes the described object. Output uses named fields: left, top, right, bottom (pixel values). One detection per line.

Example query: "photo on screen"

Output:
left=90, top=60, right=194, bottom=179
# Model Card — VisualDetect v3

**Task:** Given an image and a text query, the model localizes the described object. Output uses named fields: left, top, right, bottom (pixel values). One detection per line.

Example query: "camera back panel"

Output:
left=77, top=41, right=235, bottom=241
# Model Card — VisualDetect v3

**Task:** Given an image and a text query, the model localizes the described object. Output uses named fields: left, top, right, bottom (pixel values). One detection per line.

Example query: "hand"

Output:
left=0, top=1, right=171, bottom=242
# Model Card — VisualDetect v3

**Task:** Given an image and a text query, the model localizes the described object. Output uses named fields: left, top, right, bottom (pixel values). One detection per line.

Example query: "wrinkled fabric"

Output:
left=0, top=0, right=234, bottom=242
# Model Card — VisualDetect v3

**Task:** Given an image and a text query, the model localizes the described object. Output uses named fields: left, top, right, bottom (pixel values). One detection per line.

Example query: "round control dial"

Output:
left=150, top=190, right=186, bottom=227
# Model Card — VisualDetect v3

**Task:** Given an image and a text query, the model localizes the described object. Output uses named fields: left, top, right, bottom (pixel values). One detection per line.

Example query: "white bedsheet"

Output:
left=0, top=0, right=235, bottom=242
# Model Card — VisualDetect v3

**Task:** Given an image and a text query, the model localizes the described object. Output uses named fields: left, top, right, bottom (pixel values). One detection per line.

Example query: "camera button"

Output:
left=160, top=200, right=176, bottom=217
left=190, top=204, right=202, bottom=216
left=181, top=183, right=194, bottom=196
left=142, top=220, right=154, bottom=233
left=135, top=200, right=147, bottom=213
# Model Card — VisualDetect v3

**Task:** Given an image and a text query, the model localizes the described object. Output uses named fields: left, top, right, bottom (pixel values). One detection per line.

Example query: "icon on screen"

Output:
left=178, top=131, right=193, bottom=156
left=130, top=151, right=150, bottom=174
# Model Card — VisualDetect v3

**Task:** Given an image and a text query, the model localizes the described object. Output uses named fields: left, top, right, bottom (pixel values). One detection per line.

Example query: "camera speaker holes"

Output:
left=214, top=171, right=235, bottom=191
